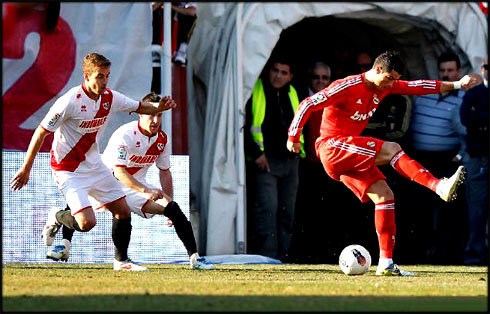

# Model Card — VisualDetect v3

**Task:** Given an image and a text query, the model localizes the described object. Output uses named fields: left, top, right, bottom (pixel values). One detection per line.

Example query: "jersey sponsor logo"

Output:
left=48, top=113, right=61, bottom=127
left=350, top=108, right=377, bottom=121
left=373, top=94, right=379, bottom=105
left=102, top=102, right=111, bottom=110
left=129, top=154, right=159, bottom=165
left=310, top=91, right=327, bottom=105
left=78, top=116, right=108, bottom=132
left=157, top=143, right=164, bottom=151
left=118, top=145, right=128, bottom=160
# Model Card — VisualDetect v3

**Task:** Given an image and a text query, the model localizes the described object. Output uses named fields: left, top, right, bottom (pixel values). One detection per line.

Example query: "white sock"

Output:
left=377, top=257, right=393, bottom=269
left=61, top=239, right=71, bottom=249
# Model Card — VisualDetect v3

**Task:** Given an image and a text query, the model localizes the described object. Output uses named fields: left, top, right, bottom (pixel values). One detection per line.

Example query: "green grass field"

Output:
left=2, top=263, right=487, bottom=312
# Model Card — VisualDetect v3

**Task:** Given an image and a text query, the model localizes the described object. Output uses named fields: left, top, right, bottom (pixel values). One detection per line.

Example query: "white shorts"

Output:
left=53, top=166, right=126, bottom=215
left=91, top=182, right=157, bottom=219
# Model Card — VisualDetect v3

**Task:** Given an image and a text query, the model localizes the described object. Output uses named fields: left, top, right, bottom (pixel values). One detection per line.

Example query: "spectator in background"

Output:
left=407, top=52, right=468, bottom=264
left=171, top=2, right=197, bottom=66
left=461, top=55, right=488, bottom=266
left=289, top=61, right=335, bottom=263
left=151, top=2, right=197, bottom=67
left=244, top=55, right=303, bottom=261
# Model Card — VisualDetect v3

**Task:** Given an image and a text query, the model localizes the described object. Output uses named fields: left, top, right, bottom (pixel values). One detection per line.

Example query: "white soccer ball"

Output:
left=338, top=244, right=372, bottom=275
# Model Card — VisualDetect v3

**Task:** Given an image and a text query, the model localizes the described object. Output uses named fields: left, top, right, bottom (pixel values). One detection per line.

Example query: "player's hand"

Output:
left=166, top=218, right=174, bottom=227
left=10, top=167, right=30, bottom=191
left=255, top=154, right=270, bottom=172
left=158, top=96, right=177, bottom=111
left=459, top=74, right=483, bottom=90
left=144, top=188, right=164, bottom=201
left=287, top=140, right=301, bottom=154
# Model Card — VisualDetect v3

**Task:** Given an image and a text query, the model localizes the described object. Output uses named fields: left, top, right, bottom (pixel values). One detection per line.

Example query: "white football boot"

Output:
left=42, top=207, right=63, bottom=246
left=190, top=253, right=215, bottom=270
left=47, top=239, right=71, bottom=261
left=113, top=258, right=148, bottom=272
left=436, top=166, right=466, bottom=202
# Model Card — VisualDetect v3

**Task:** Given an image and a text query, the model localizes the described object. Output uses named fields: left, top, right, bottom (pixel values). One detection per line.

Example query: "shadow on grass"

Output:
left=3, top=294, right=487, bottom=312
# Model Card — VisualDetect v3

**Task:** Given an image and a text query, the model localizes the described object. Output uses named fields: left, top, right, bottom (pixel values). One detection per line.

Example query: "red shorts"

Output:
left=316, top=135, right=386, bottom=203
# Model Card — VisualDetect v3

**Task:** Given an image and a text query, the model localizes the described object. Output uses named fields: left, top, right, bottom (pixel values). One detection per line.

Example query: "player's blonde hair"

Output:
left=82, top=53, right=111, bottom=75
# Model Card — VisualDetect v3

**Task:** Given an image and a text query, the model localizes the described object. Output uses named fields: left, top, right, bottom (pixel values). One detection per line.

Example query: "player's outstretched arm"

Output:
left=10, top=126, right=51, bottom=191
left=136, top=95, right=177, bottom=114
left=440, top=73, right=483, bottom=93
left=113, top=166, right=164, bottom=200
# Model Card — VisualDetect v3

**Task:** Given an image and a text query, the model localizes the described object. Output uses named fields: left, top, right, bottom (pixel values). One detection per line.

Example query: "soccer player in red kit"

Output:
left=287, top=51, right=482, bottom=276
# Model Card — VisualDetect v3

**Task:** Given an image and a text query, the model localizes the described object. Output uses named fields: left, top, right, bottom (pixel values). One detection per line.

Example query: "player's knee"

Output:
left=78, top=218, right=96, bottom=231
left=113, top=210, right=131, bottom=220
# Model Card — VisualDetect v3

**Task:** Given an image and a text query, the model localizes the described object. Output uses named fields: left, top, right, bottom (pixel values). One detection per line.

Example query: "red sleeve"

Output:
left=389, top=80, right=441, bottom=95
left=288, top=90, right=330, bottom=142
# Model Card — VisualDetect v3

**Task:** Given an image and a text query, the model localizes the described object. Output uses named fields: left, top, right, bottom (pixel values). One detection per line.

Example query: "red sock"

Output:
left=375, top=200, right=396, bottom=259
left=390, top=150, right=440, bottom=191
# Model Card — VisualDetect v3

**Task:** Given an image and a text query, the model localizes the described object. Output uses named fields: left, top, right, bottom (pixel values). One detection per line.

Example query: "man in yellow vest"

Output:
left=244, top=55, right=303, bottom=261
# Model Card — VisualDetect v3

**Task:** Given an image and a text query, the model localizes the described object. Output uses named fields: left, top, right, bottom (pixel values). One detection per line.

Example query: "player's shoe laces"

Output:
left=42, top=207, right=63, bottom=246
left=46, top=239, right=70, bottom=262
left=376, top=263, right=416, bottom=276
left=190, top=253, right=215, bottom=270
left=436, top=166, right=466, bottom=202
left=113, top=258, right=148, bottom=272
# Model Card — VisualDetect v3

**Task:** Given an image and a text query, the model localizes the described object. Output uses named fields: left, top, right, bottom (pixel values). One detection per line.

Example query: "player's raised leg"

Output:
left=378, top=142, right=465, bottom=201
left=46, top=205, right=75, bottom=261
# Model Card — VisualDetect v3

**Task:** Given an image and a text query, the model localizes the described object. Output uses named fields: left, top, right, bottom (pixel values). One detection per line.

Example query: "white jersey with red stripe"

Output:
left=288, top=73, right=441, bottom=142
left=101, top=120, right=170, bottom=183
left=40, top=84, right=140, bottom=173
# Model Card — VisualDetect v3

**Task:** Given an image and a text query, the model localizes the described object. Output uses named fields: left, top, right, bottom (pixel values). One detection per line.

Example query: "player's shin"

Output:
left=390, top=150, right=440, bottom=191
left=163, top=201, right=197, bottom=256
left=112, top=217, right=132, bottom=261
left=375, top=200, right=396, bottom=265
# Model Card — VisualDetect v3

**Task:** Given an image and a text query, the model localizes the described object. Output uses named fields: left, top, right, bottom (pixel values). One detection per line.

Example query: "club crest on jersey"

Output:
left=118, top=146, right=128, bottom=160
left=373, top=94, right=380, bottom=105
left=102, top=102, right=111, bottom=110
left=310, top=92, right=327, bottom=105
left=366, top=141, right=376, bottom=148
left=157, top=143, right=164, bottom=151
left=48, top=113, right=60, bottom=127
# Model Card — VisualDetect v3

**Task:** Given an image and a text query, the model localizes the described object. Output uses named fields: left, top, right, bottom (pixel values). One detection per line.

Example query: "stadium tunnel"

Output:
left=187, top=3, right=488, bottom=256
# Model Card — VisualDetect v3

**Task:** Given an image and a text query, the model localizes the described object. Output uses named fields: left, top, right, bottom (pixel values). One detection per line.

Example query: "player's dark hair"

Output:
left=82, top=53, right=111, bottom=75
left=438, top=52, right=461, bottom=69
left=142, top=91, right=161, bottom=103
left=373, top=51, right=404, bottom=74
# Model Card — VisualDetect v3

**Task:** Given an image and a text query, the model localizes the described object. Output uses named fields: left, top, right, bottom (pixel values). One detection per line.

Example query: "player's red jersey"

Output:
left=288, top=73, right=441, bottom=143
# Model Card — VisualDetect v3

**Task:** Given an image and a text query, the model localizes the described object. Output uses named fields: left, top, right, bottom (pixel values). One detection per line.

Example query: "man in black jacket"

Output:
left=460, top=55, right=488, bottom=266
left=244, top=55, right=301, bottom=261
